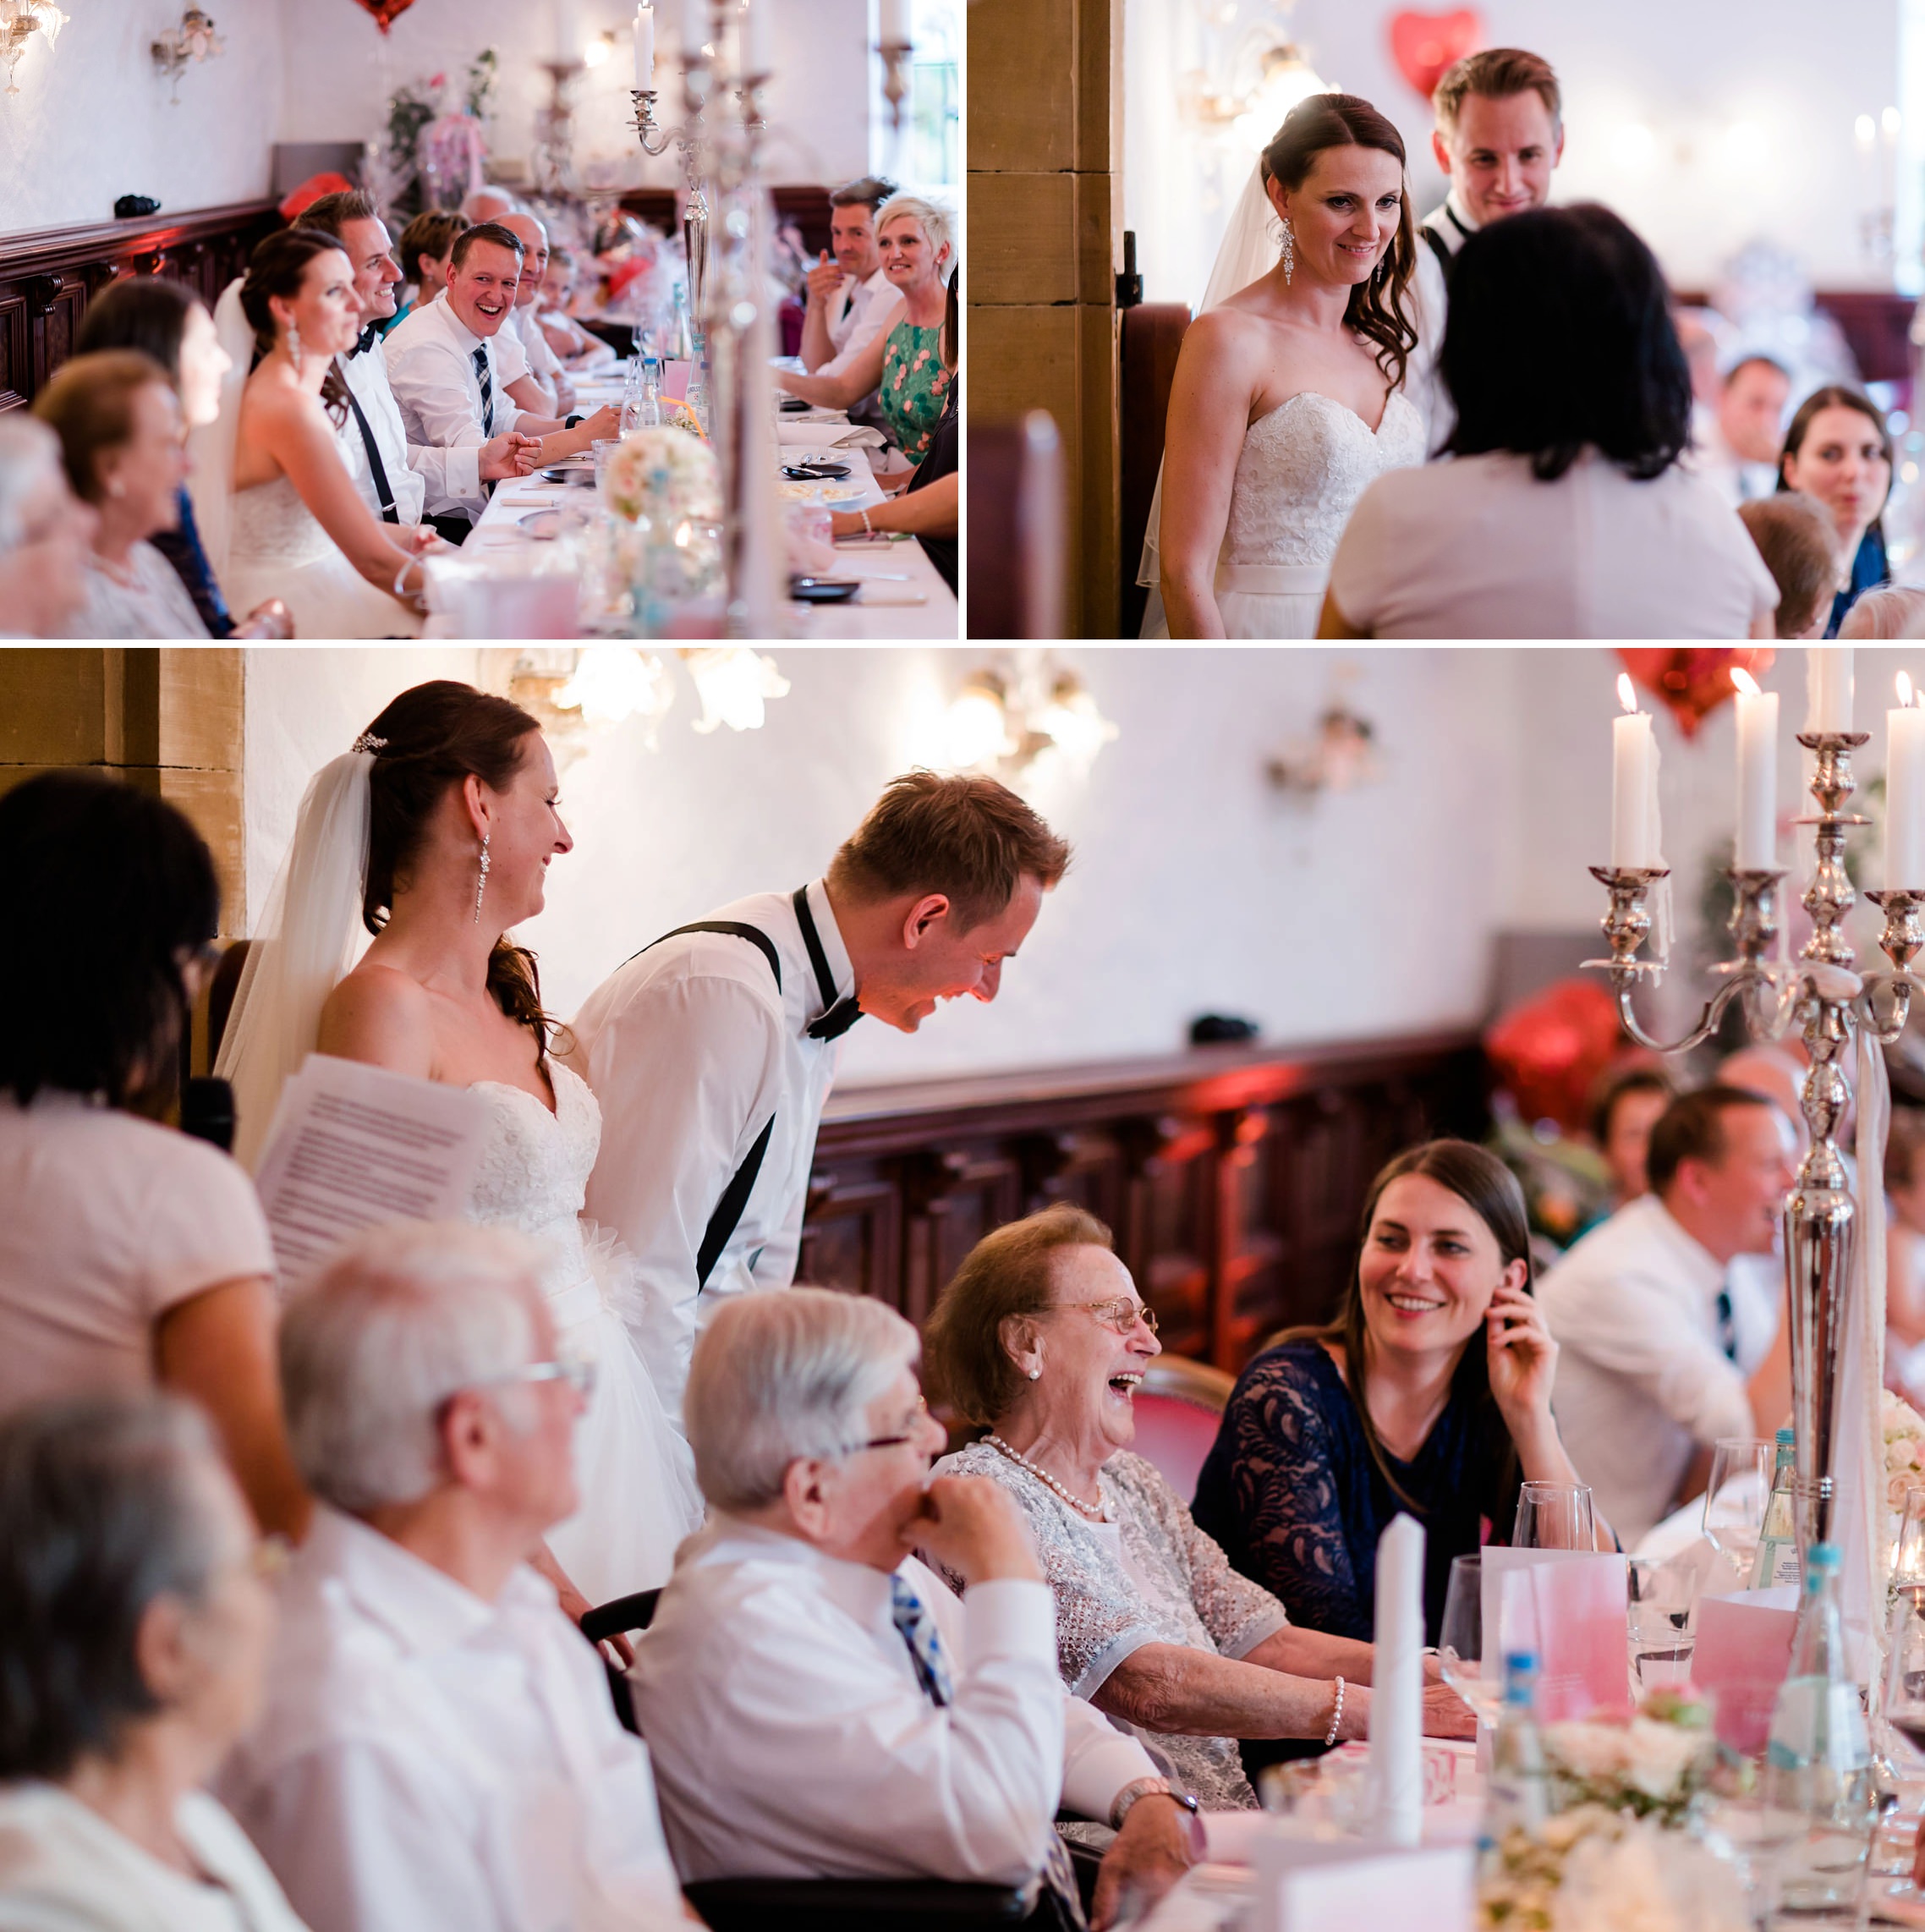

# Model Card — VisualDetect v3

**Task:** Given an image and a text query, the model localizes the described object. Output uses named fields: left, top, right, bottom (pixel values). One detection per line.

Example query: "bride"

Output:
left=197, top=229, right=437, bottom=639
left=1144, top=93, right=1427, bottom=639
left=215, top=680, right=701, bottom=1619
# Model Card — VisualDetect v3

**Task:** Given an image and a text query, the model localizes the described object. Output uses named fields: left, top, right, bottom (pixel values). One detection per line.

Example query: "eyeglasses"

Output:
left=851, top=1395, right=932, bottom=1452
left=1058, top=1297, right=1159, bottom=1336
left=477, top=1355, right=599, bottom=1402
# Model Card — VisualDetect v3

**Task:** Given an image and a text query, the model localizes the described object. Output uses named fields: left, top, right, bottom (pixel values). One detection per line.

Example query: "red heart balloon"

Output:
left=1386, top=8, right=1484, bottom=100
left=1615, top=648, right=1778, bottom=740
left=354, top=0, right=415, bottom=31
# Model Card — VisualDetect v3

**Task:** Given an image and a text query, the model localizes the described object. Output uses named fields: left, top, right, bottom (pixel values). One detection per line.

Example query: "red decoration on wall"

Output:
left=1386, top=8, right=1484, bottom=100
left=1484, top=979, right=1624, bottom=1134
left=1615, top=648, right=1778, bottom=739
left=354, top=0, right=415, bottom=31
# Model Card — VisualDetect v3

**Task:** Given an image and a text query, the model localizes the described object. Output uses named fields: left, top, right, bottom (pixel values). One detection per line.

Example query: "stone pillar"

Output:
left=968, top=0, right=1122, bottom=639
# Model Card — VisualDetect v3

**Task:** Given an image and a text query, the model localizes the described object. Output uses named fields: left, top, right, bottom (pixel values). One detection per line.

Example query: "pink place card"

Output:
left=660, top=360, right=692, bottom=403
left=1481, top=1549, right=1632, bottom=1721
left=1248, top=1830, right=1474, bottom=1932
left=1692, top=1584, right=1798, bottom=1755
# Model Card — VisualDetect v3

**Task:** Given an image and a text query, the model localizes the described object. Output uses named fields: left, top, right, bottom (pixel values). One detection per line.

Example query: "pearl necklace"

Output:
left=984, top=1435, right=1106, bottom=1520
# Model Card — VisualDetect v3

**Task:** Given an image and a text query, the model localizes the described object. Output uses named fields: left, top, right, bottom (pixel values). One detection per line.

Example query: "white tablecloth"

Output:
left=465, top=376, right=956, bottom=639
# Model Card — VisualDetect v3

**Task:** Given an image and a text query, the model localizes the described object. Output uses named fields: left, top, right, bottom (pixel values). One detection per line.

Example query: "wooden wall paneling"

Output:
left=796, top=1162, right=902, bottom=1310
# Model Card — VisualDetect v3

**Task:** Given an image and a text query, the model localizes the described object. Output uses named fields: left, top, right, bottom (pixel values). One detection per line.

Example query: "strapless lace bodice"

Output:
left=1220, top=389, right=1425, bottom=568
left=468, top=1064, right=601, bottom=1314
left=229, top=475, right=340, bottom=572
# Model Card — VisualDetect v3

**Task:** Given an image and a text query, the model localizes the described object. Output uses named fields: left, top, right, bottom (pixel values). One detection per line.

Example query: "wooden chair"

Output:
left=966, top=412, right=1065, bottom=639
left=1118, top=303, right=1193, bottom=639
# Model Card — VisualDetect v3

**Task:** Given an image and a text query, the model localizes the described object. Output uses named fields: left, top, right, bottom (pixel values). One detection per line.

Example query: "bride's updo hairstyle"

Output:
left=239, top=229, right=352, bottom=429
left=1260, top=94, right=1418, bottom=392
left=356, top=680, right=562, bottom=1059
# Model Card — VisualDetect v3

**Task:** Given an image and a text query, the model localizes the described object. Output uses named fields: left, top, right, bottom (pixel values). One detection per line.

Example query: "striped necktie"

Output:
left=1715, top=1284, right=1739, bottom=1362
left=473, top=343, right=494, bottom=436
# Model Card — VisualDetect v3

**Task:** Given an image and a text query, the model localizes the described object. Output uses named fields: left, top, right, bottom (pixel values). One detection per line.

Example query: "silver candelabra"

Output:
left=1588, top=733, right=1923, bottom=1558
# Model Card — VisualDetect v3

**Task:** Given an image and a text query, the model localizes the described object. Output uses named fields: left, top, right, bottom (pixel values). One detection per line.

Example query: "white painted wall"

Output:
left=1125, top=0, right=1901, bottom=310
left=273, top=0, right=874, bottom=198
left=1, top=3, right=284, bottom=233
left=241, top=645, right=1527, bottom=1086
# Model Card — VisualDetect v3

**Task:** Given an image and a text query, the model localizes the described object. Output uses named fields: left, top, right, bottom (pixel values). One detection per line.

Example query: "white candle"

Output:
left=740, top=0, right=771, bottom=75
left=1807, top=645, right=1854, bottom=733
left=1367, top=1513, right=1425, bottom=1847
left=880, top=0, right=910, bottom=44
left=553, top=0, right=584, bottom=61
left=1733, top=671, right=1779, bottom=870
left=634, top=3, right=655, bottom=86
left=1611, top=675, right=1660, bottom=869
left=1889, top=678, right=1925, bottom=888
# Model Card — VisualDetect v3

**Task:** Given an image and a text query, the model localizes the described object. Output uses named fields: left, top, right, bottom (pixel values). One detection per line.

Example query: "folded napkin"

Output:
left=776, top=420, right=886, bottom=449
left=853, top=585, right=929, bottom=606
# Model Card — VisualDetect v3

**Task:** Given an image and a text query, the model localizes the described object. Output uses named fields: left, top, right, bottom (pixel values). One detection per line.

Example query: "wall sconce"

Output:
left=2, top=0, right=67, bottom=99
left=877, top=0, right=912, bottom=134
left=1265, top=699, right=1379, bottom=797
left=152, top=4, right=221, bottom=100
left=685, top=648, right=791, bottom=734
left=940, top=656, right=1117, bottom=780
left=555, top=647, right=676, bottom=744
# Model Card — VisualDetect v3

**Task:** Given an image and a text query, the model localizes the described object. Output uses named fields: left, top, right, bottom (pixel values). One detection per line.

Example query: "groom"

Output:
left=561, top=773, right=1071, bottom=1428
left=1410, top=47, right=1564, bottom=443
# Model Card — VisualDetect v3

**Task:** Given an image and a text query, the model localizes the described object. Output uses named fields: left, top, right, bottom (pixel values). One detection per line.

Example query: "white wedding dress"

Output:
left=468, top=1061, right=704, bottom=1605
left=1148, top=389, right=1426, bottom=638
left=223, top=475, right=423, bottom=641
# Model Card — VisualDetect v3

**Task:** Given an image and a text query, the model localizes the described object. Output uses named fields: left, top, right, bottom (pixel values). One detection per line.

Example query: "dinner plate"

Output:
left=539, top=464, right=596, bottom=486
left=788, top=577, right=862, bottom=603
left=778, top=397, right=812, bottom=413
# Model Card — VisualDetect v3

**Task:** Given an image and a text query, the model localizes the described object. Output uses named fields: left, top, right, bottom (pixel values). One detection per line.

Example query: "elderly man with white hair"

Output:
left=219, top=1221, right=689, bottom=1932
left=628, top=1288, right=1196, bottom=1931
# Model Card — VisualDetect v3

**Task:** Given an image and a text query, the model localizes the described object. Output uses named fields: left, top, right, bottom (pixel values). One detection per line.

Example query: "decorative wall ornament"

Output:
left=1385, top=7, right=1483, bottom=102
left=2, top=0, right=67, bottom=98
left=151, top=6, right=222, bottom=103
left=940, top=655, right=1117, bottom=781
left=353, top=0, right=416, bottom=35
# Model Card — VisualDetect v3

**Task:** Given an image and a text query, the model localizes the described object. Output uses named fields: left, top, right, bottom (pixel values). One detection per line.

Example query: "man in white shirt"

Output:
left=1407, top=48, right=1564, bottom=449
left=497, top=211, right=576, bottom=420
left=799, top=176, right=906, bottom=392
left=220, top=1222, right=688, bottom=1932
left=628, top=1287, right=1195, bottom=1926
left=293, top=191, right=538, bottom=530
left=563, top=773, right=1072, bottom=1424
left=384, top=224, right=617, bottom=536
left=1538, top=1084, right=1797, bottom=1545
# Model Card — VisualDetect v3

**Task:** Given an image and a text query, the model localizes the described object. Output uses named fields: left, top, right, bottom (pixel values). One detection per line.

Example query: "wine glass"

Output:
left=1894, top=1487, right=1925, bottom=1594
left=1703, top=1438, right=1773, bottom=1581
left=1627, top=1556, right=1697, bottom=1692
left=1513, top=1481, right=1596, bottom=1551
left=1439, top=1552, right=1505, bottom=1730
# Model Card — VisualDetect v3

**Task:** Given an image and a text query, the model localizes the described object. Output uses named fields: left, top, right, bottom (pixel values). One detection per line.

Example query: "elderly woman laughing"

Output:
left=925, top=1205, right=1473, bottom=1810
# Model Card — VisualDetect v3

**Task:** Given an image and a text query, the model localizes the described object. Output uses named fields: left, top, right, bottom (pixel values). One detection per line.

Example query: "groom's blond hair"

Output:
left=1433, top=48, right=1561, bottom=138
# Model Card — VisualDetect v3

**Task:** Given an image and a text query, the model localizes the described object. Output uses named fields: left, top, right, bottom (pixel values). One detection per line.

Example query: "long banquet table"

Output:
left=465, top=365, right=957, bottom=639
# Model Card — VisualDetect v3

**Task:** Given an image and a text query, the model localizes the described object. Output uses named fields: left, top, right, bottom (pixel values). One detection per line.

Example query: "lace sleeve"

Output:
left=1211, top=1353, right=1368, bottom=1643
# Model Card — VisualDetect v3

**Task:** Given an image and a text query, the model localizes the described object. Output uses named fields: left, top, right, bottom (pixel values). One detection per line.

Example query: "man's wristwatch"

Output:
left=1111, top=1776, right=1202, bottom=1839
left=564, top=413, right=584, bottom=429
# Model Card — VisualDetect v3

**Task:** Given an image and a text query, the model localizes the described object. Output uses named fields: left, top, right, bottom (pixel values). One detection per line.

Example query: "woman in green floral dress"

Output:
left=775, top=195, right=955, bottom=469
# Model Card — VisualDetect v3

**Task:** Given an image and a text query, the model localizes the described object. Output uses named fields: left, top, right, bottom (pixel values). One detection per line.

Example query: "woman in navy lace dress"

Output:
left=1193, top=1140, right=1610, bottom=1652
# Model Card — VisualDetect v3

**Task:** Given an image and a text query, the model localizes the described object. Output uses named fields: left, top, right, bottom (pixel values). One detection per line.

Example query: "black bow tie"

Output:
left=350, top=322, right=382, bottom=357
left=807, top=995, right=864, bottom=1041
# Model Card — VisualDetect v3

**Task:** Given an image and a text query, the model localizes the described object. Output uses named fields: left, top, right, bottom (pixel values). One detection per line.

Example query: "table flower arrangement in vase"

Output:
left=597, top=427, right=723, bottom=624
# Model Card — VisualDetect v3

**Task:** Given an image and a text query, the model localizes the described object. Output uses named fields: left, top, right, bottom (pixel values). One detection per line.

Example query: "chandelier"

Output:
left=2, top=0, right=67, bottom=98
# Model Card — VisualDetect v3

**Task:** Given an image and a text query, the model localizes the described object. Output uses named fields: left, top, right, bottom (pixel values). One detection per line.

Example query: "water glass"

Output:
left=1626, top=1556, right=1696, bottom=1692
left=1438, top=1552, right=1505, bottom=1729
left=1895, top=1486, right=1925, bottom=1594
left=592, top=438, right=620, bottom=489
left=1703, top=1437, right=1773, bottom=1579
left=1513, top=1480, right=1595, bottom=1551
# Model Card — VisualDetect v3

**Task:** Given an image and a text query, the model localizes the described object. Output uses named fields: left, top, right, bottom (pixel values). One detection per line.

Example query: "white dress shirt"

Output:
left=1538, top=1194, right=1777, bottom=1544
left=627, top=1519, right=1159, bottom=1885
left=0, top=1784, right=309, bottom=1932
left=564, top=879, right=853, bottom=1421
left=382, top=298, right=524, bottom=519
left=337, top=338, right=481, bottom=525
left=219, top=1508, right=685, bottom=1932
left=820, top=266, right=905, bottom=379
left=509, top=304, right=568, bottom=402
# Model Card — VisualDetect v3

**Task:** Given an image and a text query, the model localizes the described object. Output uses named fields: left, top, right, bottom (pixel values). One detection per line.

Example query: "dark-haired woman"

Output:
left=1145, top=94, right=1426, bottom=639
left=0, top=773, right=307, bottom=1544
left=1193, top=1141, right=1610, bottom=1655
left=1321, top=205, right=1781, bottom=639
left=1777, top=386, right=1893, bottom=637
left=73, top=273, right=289, bottom=640
left=215, top=683, right=699, bottom=1620
left=213, top=228, right=439, bottom=639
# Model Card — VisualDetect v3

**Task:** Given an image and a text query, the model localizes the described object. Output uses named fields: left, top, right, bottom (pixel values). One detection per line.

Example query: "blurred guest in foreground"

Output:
left=0, top=772, right=307, bottom=1541
left=1778, top=385, right=1893, bottom=638
left=1739, top=492, right=1842, bottom=639
left=221, top=1222, right=688, bottom=1932
left=924, top=1206, right=1473, bottom=1813
left=1194, top=1142, right=1610, bottom=1659
left=1321, top=205, right=1780, bottom=639
left=0, top=1395, right=308, bottom=1929
left=631, top=1287, right=1195, bottom=1929
left=0, top=414, right=95, bottom=638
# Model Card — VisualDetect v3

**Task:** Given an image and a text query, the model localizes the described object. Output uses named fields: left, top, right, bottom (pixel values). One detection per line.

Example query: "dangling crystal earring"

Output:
left=287, top=319, right=303, bottom=376
left=473, top=832, right=491, bottom=925
left=1280, top=218, right=1295, bottom=288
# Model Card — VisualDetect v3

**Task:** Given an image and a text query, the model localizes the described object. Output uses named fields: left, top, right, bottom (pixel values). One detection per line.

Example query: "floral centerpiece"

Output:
left=1883, top=1388, right=1925, bottom=1512
left=1539, top=1688, right=1717, bottom=1826
left=601, top=428, right=720, bottom=530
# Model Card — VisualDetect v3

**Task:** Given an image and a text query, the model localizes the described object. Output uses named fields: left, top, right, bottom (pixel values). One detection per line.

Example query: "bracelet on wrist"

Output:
left=1324, top=1675, right=1346, bottom=1748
